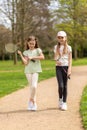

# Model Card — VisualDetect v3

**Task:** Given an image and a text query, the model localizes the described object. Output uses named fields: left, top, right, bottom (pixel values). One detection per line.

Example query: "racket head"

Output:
left=5, top=43, right=18, bottom=53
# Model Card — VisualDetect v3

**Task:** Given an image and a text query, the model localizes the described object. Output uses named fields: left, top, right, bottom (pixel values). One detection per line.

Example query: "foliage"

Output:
left=0, top=0, right=55, bottom=50
left=0, top=25, right=11, bottom=60
left=0, top=0, right=56, bottom=64
left=0, top=0, right=87, bottom=61
left=80, top=86, right=87, bottom=130
left=54, top=0, right=87, bottom=59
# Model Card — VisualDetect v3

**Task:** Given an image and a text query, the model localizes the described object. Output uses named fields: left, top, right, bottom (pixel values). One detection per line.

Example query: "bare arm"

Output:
left=30, top=52, right=45, bottom=60
left=17, top=50, right=28, bottom=65
left=54, top=52, right=57, bottom=60
left=68, top=52, right=72, bottom=76
left=54, top=52, right=62, bottom=66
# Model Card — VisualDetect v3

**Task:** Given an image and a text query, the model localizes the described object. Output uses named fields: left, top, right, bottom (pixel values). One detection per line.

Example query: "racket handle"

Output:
left=68, top=75, right=70, bottom=79
left=31, top=59, right=35, bottom=62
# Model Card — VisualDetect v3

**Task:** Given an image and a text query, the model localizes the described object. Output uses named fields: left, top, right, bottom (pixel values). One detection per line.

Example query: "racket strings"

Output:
left=5, top=43, right=18, bottom=53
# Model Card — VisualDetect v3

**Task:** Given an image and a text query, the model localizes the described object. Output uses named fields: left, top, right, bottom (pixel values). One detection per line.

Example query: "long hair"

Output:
left=25, top=36, right=39, bottom=50
left=56, top=38, right=68, bottom=57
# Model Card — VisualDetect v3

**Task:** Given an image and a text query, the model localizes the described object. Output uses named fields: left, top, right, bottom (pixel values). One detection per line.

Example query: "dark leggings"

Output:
left=56, top=66, right=68, bottom=102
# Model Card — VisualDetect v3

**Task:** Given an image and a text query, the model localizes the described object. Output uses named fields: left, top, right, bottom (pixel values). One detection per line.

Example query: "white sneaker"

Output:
left=31, top=103, right=37, bottom=111
left=59, top=98, right=63, bottom=109
left=28, top=101, right=33, bottom=110
left=61, top=102, right=67, bottom=111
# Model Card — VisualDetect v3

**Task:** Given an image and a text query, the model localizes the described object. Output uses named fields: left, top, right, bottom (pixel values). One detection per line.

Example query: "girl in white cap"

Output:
left=54, top=31, right=72, bottom=110
left=18, top=36, right=44, bottom=111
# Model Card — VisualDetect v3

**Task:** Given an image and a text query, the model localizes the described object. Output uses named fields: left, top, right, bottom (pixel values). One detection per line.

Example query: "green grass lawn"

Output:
left=0, top=58, right=87, bottom=98
left=0, top=58, right=87, bottom=129
left=72, top=58, right=87, bottom=130
left=80, top=86, right=87, bottom=130
left=72, top=58, right=87, bottom=66
left=0, top=60, right=55, bottom=98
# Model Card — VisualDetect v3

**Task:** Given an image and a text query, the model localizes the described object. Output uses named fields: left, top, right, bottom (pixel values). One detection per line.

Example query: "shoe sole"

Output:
left=61, top=108, right=67, bottom=111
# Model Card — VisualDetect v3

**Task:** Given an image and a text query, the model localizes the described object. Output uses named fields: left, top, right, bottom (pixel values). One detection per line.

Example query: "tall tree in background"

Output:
left=0, top=0, right=55, bottom=62
left=53, top=0, right=87, bottom=59
left=17, top=0, right=55, bottom=49
left=0, top=0, right=18, bottom=64
left=0, top=25, right=11, bottom=60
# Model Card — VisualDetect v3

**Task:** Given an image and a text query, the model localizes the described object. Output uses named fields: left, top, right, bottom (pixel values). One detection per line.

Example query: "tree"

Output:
left=0, top=0, right=56, bottom=61
left=53, top=0, right=87, bottom=59
left=0, top=25, right=11, bottom=60
left=0, top=0, right=18, bottom=63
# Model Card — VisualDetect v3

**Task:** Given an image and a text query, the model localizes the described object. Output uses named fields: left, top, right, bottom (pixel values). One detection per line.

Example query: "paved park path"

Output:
left=0, top=66, right=87, bottom=130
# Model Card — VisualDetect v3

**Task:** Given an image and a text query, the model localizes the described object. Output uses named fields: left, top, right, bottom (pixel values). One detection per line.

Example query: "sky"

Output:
left=0, top=0, right=59, bottom=29
left=0, top=0, right=11, bottom=28
left=0, top=14, right=11, bottom=28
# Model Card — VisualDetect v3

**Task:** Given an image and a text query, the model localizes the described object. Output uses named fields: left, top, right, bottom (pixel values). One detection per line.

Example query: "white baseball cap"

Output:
left=57, top=31, right=67, bottom=37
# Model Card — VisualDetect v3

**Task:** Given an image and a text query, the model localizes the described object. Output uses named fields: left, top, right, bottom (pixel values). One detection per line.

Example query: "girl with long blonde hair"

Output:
left=54, top=31, right=72, bottom=111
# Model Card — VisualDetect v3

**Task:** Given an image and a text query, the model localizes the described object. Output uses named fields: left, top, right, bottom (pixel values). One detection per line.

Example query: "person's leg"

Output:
left=63, top=85, right=67, bottom=102
left=62, top=66, right=68, bottom=102
left=30, top=73, right=38, bottom=110
left=25, top=73, right=32, bottom=99
left=56, top=66, right=64, bottom=99
left=62, top=66, right=68, bottom=110
left=56, top=66, right=64, bottom=108
left=25, top=73, right=38, bottom=110
left=31, top=73, right=38, bottom=102
left=25, top=73, right=33, bottom=110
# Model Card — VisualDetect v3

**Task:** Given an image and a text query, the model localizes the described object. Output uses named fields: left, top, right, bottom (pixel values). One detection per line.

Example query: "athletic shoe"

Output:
left=61, top=102, right=67, bottom=111
left=59, top=98, right=63, bottom=109
left=28, top=101, right=33, bottom=110
left=31, top=103, right=37, bottom=111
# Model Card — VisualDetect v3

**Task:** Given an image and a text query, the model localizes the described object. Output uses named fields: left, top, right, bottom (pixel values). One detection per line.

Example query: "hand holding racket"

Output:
left=18, top=50, right=35, bottom=62
left=67, top=74, right=71, bottom=79
left=67, top=68, right=71, bottom=79
left=17, top=50, right=22, bottom=56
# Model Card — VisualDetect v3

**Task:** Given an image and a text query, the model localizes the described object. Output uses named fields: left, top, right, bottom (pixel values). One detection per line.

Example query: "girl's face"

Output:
left=57, top=36, right=66, bottom=44
left=28, top=40, right=36, bottom=50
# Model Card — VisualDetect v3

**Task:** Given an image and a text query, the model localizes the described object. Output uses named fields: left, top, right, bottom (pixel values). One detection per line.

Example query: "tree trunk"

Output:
left=12, top=0, right=17, bottom=64
left=73, top=0, right=78, bottom=59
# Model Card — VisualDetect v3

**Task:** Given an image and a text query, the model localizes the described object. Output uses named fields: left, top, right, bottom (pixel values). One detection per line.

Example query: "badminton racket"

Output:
left=5, top=43, right=18, bottom=53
